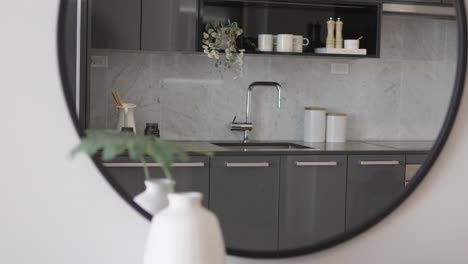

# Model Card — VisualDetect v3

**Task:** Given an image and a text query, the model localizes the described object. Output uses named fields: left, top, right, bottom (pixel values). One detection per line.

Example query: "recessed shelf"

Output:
left=199, top=0, right=381, bottom=58
left=244, top=50, right=376, bottom=58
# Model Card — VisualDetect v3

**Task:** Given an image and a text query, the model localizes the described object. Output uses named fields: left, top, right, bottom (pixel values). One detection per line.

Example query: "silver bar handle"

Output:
left=359, top=160, right=400, bottom=166
left=103, top=162, right=205, bottom=168
left=295, top=161, right=338, bottom=167
left=225, top=162, right=270, bottom=168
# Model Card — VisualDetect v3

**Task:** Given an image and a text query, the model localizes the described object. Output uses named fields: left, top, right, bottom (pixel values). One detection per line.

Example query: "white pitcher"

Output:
left=116, top=103, right=136, bottom=133
left=143, top=192, right=225, bottom=264
left=134, top=179, right=174, bottom=215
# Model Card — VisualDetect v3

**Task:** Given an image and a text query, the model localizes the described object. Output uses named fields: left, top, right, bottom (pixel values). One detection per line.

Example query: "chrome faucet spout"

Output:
left=246, top=82, right=282, bottom=123
left=243, top=82, right=282, bottom=142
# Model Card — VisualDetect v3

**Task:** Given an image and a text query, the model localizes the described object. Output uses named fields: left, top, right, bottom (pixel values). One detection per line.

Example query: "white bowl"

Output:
left=344, top=39, right=360, bottom=50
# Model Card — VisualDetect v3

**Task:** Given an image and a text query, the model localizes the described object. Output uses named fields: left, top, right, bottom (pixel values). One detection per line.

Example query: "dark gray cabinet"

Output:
left=103, top=156, right=210, bottom=207
left=383, top=0, right=442, bottom=3
left=141, top=0, right=198, bottom=51
left=405, top=154, right=428, bottom=186
left=337, top=0, right=443, bottom=3
left=90, top=0, right=198, bottom=51
left=209, top=156, right=281, bottom=251
left=90, top=0, right=141, bottom=49
left=279, top=155, right=347, bottom=250
left=346, top=155, right=405, bottom=231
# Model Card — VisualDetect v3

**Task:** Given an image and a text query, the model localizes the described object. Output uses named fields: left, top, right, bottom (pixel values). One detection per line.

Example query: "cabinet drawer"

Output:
left=103, top=156, right=210, bottom=207
left=346, top=155, right=405, bottom=231
left=279, top=155, right=347, bottom=250
left=210, top=156, right=280, bottom=251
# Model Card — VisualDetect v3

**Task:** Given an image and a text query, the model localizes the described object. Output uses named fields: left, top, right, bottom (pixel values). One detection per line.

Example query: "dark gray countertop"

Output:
left=364, top=140, right=434, bottom=151
left=170, top=140, right=433, bottom=156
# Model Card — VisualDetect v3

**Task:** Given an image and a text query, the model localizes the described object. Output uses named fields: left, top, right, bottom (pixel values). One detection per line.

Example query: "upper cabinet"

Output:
left=89, top=0, right=451, bottom=54
left=141, top=0, right=198, bottom=52
left=90, top=0, right=198, bottom=51
left=90, top=0, right=141, bottom=49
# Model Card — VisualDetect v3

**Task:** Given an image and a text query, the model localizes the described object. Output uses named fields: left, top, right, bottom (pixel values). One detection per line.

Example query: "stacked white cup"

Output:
left=258, top=34, right=309, bottom=53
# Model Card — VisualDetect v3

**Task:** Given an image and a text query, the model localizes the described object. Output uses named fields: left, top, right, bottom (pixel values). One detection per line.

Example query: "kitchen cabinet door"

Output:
left=279, top=155, right=347, bottom=250
left=90, top=0, right=141, bottom=49
left=346, top=155, right=405, bottom=231
left=103, top=156, right=210, bottom=207
left=141, top=0, right=198, bottom=52
left=405, top=154, right=428, bottom=186
left=210, top=156, right=281, bottom=251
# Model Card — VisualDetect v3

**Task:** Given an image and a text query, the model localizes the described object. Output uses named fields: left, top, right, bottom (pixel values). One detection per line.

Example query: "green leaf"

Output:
left=70, top=130, right=213, bottom=181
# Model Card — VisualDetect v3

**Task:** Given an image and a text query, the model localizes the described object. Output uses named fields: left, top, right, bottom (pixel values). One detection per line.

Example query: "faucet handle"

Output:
left=230, top=115, right=253, bottom=131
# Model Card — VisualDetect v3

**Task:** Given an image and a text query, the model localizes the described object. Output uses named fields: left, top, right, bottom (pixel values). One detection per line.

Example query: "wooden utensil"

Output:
left=112, top=90, right=124, bottom=107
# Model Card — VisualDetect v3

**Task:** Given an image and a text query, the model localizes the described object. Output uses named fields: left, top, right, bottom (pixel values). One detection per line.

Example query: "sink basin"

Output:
left=212, top=142, right=313, bottom=150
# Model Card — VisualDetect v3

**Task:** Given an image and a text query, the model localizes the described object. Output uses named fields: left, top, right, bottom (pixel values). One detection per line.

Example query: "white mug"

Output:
left=276, top=34, right=294, bottom=52
left=293, top=35, right=310, bottom=53
left=258, top=34, right=274, bottom=52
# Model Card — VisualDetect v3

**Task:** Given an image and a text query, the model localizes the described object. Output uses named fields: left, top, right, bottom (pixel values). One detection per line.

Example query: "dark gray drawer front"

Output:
left=210, top=156, right=280, bottom=251
left=279, top=155, right=347, bottom=250
left=104, top=156, right=210, bottom=207
left=406, top=154, right=428, bottom=164
left=346, top=155, right=405, bottom=231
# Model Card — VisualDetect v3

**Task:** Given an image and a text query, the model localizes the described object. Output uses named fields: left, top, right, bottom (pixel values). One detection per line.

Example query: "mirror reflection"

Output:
left=67, top=0, right=460, bottom=255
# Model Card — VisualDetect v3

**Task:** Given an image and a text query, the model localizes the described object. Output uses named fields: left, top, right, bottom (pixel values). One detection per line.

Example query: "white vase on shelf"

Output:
left=143, top=192, right=225, bottom=264
left=133, top=179, right=173, bottom=215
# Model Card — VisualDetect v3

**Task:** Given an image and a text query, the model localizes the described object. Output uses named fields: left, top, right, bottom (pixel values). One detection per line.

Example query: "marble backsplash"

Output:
left=89, top=15, right=458, bottom=141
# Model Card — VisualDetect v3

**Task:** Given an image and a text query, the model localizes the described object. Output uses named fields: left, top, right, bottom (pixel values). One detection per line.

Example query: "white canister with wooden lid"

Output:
left=326, top=113, right=347, bottom=142
left=304, top=107, right=327, bottom=142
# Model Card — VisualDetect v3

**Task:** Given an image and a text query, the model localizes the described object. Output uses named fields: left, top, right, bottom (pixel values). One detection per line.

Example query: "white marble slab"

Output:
left=88, top=16, right=458, bottom=141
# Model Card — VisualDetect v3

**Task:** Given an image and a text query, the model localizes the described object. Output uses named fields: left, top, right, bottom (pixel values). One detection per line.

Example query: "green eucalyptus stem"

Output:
left=140, top=157, right=151, bottom=181
left=161, top=166, right=175, bottom=193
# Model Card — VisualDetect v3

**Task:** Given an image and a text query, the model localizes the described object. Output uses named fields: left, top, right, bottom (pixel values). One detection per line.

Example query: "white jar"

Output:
left=326, top=113, right=347, bottom=143
left=304, top=107, right=327, bottom=142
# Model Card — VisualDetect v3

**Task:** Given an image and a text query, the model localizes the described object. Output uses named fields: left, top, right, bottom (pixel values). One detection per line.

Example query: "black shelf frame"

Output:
left=198, top=0, right=382, bottom=59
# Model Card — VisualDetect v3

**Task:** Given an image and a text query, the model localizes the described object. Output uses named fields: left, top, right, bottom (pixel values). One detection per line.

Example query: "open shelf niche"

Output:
left=199, top=0, right=381, bottom=58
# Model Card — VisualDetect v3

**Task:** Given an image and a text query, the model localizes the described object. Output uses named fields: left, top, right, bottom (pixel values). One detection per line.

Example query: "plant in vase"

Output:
left=71, top=130, right=212, bottom=215
left=71, top=130, right=225, bottom=264
left=202, top=20, right=245, bottom=73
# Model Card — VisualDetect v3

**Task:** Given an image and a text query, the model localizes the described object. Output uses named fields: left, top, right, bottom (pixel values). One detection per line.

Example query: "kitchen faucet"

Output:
left=231, top=81, right=282, bottom=142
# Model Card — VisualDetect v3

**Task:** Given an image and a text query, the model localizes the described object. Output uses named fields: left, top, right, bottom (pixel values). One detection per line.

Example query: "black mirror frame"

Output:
left=57, top=0, right=467, bottom=259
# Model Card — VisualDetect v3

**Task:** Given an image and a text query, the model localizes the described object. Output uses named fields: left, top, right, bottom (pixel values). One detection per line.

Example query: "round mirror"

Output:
left=59, top=0, right=466, bottom=258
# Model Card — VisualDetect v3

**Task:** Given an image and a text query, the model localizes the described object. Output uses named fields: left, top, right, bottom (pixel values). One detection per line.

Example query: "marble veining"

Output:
left=89, top=16, right=457, bottom=141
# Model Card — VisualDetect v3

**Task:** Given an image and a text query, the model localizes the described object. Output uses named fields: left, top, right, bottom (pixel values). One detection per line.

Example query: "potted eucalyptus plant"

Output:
left=71, top=130, right=211, bottom=215
left=202, top=20, right=245, bottom=72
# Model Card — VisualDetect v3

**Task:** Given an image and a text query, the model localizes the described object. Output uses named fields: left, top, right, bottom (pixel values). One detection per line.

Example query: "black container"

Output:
left=144, top=123, right=160, bottom=137
left=121, top=127, right=135, bottom=133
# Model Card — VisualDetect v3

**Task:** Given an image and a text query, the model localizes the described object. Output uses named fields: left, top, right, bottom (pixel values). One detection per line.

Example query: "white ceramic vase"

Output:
left=143, top=192, right=225, bottom=264
left=133, top=179, right=173, bottom=215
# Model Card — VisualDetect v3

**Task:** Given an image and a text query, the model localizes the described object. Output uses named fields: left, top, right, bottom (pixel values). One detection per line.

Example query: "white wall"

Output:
left=1, top=1, right=468, bottom=264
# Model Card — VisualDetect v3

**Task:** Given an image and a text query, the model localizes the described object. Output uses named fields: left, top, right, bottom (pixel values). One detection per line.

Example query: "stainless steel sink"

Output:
left=212, top=142, right=313, bottom=150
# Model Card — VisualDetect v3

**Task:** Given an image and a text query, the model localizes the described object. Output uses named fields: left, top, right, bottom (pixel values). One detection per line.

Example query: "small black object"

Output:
left=121, top=127, right=134, bottom=133
left=144, top=123, right=160, bottom=137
